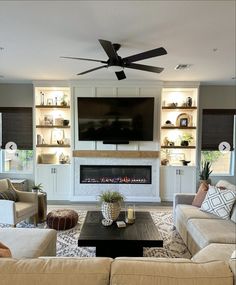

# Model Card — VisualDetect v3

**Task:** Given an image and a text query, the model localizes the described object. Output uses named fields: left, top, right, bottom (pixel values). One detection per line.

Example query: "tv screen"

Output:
left=77, top=97, right=154, bottom=143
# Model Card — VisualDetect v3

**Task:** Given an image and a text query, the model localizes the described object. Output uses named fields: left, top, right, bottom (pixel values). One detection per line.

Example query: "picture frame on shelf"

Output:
left=180, top=118, right=188, bottom=127
left=50, top=129, right=65, bottom=145
left=44, top=115, right=53, bottom=126
left=47, top=98, right=53, bottom=105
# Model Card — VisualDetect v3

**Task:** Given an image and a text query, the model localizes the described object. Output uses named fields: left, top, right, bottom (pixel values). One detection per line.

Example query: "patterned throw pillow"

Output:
left=201, top=185, right=236, bottom=219
left=0, top=189, right=18, bottom=202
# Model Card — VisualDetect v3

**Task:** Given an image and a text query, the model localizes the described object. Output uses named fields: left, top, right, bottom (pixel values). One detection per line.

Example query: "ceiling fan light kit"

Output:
left=62, top=39, right=167, bottom=80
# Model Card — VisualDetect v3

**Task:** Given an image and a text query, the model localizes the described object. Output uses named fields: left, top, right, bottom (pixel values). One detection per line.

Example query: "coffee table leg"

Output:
left=96, top=242, right=143, bottom=258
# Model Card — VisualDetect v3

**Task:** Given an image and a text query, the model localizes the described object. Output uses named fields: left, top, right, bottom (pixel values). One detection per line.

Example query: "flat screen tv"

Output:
left=77, top=97, right=154, bottom=144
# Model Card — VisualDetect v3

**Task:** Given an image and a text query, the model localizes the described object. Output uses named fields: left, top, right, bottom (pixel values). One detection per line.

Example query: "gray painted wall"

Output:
left=0, top=83, right=34, bottom=184
left=0, top=83, right=33, bottom=107
left=198, top=85, right=236, bottom=185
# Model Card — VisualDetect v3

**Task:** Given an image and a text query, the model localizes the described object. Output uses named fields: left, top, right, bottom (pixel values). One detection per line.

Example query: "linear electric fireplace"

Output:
left=80, top=165, right=152, bottom=184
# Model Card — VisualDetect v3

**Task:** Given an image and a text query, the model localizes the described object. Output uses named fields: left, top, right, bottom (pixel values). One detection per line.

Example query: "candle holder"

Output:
left=125, top=204, right=135, bottom=224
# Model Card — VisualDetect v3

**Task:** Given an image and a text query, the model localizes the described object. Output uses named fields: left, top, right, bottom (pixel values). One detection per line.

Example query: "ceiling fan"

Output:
left=61, top=39, right=167, bottom=80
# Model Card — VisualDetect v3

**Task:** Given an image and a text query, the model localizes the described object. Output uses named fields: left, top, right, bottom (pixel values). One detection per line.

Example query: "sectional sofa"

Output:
left=0, top=180, right=235, bottom=285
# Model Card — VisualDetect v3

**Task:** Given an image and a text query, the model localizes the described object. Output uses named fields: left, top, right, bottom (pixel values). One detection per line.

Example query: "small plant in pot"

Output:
left=180, top=133, right=194, bottom=147
left=32, top=183, right=43, bottom=193
left=199, top=161, right=212, bottom=184
left=99, top=190, right=124, bottom=221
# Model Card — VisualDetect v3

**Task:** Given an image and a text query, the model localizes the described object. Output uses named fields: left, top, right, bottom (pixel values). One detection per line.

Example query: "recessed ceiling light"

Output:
left=213, top=48, right=218, bottom=52
left=232, top=76, right=236, bottom=80
left=175, top=64, right=192, bottom=70
left=0, top=75, right=4, bottom=79
left=0, top=47, right=4, bottom=51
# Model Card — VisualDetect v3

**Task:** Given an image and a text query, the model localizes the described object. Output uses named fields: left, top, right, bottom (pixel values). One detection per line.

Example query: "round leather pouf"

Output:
left=46, top=209, right=78, bottom=230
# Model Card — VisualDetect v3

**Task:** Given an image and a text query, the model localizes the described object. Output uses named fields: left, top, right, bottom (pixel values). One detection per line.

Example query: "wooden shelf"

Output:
left=73, top=150, right=159, bottom=158
left=162, top=107, right=197, bottom=110
left=161, top=146, right=196, bottom=149
left=36, top=125, right=70, bottom=128
left=161, top=126, right=196, bottom=129
left=36, top=144, right=70, bottom=148
left=35, top=105, right=70, bottom=109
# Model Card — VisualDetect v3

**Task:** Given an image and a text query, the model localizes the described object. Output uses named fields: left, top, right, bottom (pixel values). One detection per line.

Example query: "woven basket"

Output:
left=101, top=202, right=121, bottom=221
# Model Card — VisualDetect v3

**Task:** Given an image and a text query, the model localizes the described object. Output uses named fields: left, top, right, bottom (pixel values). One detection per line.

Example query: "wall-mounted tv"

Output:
left=77, top=97, right=154, bottom=144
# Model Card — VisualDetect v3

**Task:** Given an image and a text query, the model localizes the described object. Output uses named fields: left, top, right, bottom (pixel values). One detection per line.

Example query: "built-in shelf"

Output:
left=161, top=126, right=196, bottom=129
left=36, top=144, right=71, bottom=148
left=162, top=107, right=197, bottom=110
left=36, top=125, right=70, bottom=128
left=35, top=105, right=70, bottom=109
left=73, top=150, right=159, bottom=158
left=161, top=146, right=196, bottom=149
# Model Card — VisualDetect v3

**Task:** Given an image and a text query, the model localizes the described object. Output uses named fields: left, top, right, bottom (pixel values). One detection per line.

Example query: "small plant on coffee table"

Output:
left=99, top=191, right=124, bottom=222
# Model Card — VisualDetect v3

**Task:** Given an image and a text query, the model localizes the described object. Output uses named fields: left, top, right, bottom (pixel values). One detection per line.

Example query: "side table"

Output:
left=29, top=190, right=47, bottom=224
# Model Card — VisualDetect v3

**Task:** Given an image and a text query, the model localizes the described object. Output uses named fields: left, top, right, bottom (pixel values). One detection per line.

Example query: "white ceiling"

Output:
left=0, top=0, right=235, bottom=85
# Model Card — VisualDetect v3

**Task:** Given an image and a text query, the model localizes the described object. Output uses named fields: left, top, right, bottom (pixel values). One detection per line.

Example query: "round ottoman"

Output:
left=46, top=209, right=78, bottom=230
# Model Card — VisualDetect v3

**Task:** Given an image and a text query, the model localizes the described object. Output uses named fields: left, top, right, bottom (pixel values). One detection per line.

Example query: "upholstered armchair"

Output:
left=0, top=179, right=38, bottom=226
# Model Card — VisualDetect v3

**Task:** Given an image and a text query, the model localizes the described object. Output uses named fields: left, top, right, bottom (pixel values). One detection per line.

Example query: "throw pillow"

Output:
left=201, top=185, right=236, bottom=219
left=192, top=182, right=209, bottom=207
left=0, top=189, right=18, bottom=201
left=0, top=242, right=12, bottom=258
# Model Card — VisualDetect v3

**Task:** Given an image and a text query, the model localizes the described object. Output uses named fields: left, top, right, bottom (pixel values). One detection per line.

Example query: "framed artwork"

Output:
left=180, top=118, right=188, bottom=127
left=44, top=115, right=53, bottom=126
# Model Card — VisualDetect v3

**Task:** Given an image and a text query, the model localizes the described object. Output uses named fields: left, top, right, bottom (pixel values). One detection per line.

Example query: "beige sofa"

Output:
left=0, top=257, right=234, bottom=285
left=174, top=180, right=236, bottom=257
left=0, top=228, right=57, bottom=258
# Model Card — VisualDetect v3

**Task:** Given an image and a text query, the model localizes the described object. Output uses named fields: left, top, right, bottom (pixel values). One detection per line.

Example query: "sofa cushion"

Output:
left=201, top=186, right=236, bottom=219
left=0, top=189, right=18, bottom=202
left=0, top=228, right=57, bottom=258
left=0, top=257, right=112, bottom=285
left=176, top=204, right=221, bottom=226
left=192, top=182, right=208, bottom=207
left=110, top=258, right=233, bottom=285
left=187, top=218, right=236, bottom=249
left=192, top=243, right=236, bottom=262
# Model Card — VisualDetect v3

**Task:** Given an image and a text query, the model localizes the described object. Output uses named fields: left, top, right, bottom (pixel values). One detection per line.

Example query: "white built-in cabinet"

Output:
left=36, top=164, right=71, bottom=200
left=160, top=166, right=196, bottom=201
left=160, top=84, right=199, bottom=201
left=34, top=84, right=72, bottom=200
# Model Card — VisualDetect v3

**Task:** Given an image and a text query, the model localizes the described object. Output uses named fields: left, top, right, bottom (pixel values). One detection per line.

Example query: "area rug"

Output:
left=0, top=210, right=191, bottom=259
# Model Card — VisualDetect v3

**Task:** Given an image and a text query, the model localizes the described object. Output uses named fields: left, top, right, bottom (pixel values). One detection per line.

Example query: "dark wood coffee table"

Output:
left=78, top=211, right=163, bottom=258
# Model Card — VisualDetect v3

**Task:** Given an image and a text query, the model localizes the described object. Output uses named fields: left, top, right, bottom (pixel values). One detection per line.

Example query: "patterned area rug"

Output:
left=0, top=210, right=191, bottom=259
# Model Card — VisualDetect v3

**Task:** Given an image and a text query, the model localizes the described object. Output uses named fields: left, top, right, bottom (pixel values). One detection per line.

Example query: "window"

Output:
left=0, top=149, right=33, bottom=173
left=0, top=107, right=33, bottom=174
left=201, top=110, right=236, bottom=176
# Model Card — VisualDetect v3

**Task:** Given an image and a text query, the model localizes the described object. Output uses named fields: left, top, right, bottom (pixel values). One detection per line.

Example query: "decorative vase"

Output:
left=186, top=97, right=192, bottom=107
left=101, top=202, right=121, bottom=221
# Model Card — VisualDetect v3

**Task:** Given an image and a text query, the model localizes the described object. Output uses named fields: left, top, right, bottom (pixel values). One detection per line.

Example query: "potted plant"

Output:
left=99, top=190, right=124, bottom=221
left=32, top=183, right=43, bottom=193
left=199, top=161, right=212, bottom=184
left=180, top=133, right=194, bottom=147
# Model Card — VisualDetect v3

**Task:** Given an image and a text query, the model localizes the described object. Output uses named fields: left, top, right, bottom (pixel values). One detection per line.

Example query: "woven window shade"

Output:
left=0, top=107, right=33, bottom=150
left=201, top=109, right=235, bottom=150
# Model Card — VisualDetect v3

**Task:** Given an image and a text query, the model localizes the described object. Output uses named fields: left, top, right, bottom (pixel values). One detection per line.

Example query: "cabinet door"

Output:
left=160, top=166, right=177, bottom=201
left=179, top=167, right=196, bottom=194
left=36, top=165, right=54, bottom=200
left=54, top=165, right=71, bottom=199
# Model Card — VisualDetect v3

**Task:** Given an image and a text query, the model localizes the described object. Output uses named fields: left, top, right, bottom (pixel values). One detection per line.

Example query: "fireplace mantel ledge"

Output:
left=73, top=150, right=159, bottom=158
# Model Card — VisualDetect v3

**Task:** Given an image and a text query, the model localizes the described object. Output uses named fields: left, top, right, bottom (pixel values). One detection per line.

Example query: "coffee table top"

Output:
left=79, top=211, right=162, bottom=241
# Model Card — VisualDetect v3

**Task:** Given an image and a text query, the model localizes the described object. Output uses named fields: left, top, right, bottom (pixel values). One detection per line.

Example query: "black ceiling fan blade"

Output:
left=77, top=65, right=108, bottom=75
left=125, top=62, right=164, bottom=73
left=61, top=56, right=107, bottom=64
left=123, top=47, right=167, bottom=63
left=98, top=39, right=119, bottom=61
left=115, top=70, right=126, bottom=80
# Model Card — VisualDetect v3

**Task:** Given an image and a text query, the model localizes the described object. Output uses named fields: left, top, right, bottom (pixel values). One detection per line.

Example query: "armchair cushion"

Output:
left=0, top=189, right=18, bottom=202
